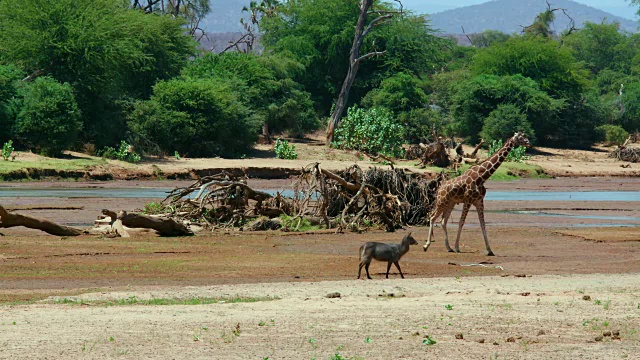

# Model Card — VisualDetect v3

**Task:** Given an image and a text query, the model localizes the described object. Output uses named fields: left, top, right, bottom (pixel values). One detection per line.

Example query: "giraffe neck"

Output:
left=476, top=139, right=516, bottom=183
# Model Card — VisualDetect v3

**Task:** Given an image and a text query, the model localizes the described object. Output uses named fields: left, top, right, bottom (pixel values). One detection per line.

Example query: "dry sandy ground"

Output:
left=1, top=176, right=640, bottom=359
left=1, top=274, right=639, bottom=359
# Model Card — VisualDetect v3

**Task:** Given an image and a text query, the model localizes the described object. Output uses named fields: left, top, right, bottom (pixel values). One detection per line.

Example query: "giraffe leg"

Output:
left=442, top=205, right=455, bottom=253
left=454, top=202, right=471, bottom=253
left=475, top=199, right=494, bottom=256
left=423, top=209, right=442, bottom=252
left=423, top=217, right=435, bottom=252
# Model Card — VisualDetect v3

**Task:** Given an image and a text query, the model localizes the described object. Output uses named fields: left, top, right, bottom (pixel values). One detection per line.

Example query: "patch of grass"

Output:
left=444, top=304, right=454, bottom=311
left=52, top=295, right=280, bottom=307
left=279, top=215, right=322, bottom=232
left=422, top=336, right=437, bottom=345
left=0, top=156, right=107, bottom=174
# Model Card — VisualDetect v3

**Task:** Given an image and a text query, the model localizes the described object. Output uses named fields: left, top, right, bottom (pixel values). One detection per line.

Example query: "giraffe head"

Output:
left=510, top=132, right=531, bottom=148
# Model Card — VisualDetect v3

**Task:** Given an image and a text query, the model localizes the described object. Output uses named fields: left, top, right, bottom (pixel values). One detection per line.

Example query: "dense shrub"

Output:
left=274, top=139, right=298, bottom=160
left=487, top=139, right=530, bottom=163
left=333, top=106, right=404, bottom=157
left=362, top=72, right=428, bottom=114
left=451, top=74, right=561, bottom=144
left=480, top=104, right=536, bottom=144
left=183, top=52, right=319, bottom=137
left=0, top=64, right=23, bottom=144
left=595, top=124, right=629, bottom=146
left=13, top=77, right=81, bottom=156
left=128, top=78, right=260, bottom=158
left=399, top=108, right=449, bottom=144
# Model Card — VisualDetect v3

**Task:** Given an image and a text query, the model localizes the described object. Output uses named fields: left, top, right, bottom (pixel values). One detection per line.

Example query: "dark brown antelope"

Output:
left=357, top=233, right=418, bottom=279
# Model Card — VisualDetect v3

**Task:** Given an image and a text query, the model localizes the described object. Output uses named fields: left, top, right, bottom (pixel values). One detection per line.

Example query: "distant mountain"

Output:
left=203, top=0, right=637, bottom=35
left=428, top=0, right=638, bottom=34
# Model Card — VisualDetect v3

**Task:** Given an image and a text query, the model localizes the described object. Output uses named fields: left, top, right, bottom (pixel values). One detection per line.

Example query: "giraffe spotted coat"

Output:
left=423, top=132, right=531, bottom=256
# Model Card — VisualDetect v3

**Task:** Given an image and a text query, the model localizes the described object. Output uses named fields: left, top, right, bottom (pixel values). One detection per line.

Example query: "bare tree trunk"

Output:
left=326, top=0, right=394, bottom=145
left=0, top=205, right=84, bottom=236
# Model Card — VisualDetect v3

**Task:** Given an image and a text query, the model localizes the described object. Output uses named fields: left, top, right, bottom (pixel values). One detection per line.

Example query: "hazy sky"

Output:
left=415, top=0, right=638, bottom=20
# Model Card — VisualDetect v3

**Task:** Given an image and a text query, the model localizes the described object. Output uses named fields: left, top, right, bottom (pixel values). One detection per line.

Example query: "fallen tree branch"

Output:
left=101, top=209, right=193, bottom=237
left=0, top=205, right=84, bottom=236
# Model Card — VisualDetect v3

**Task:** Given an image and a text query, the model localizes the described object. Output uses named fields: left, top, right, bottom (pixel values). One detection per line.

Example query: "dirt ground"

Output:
left=1, top=176, right=640, bottom=359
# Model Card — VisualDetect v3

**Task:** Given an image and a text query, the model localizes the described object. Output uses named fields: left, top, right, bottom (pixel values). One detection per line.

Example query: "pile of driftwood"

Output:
left=405, top=137, right=485, bottom=168
left=0, top=205, right=192, bottom=237
left=1, top=164, right=445, bottom=237
left=161, top=164, right=445, bottom=232
left=609, top=137, right=640, bottom=163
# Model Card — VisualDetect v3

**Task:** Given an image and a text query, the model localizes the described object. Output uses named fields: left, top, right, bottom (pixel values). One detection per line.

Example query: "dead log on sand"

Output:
left=101, top=209, right=193, bottom=237
left=0, top=205, right=84, bottom=236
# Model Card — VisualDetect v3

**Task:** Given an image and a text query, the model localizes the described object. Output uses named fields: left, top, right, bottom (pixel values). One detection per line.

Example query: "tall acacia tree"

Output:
left=325, top=0, right=404, bottom=144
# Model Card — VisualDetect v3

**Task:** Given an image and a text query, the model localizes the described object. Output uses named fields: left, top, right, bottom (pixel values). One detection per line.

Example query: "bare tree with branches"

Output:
left=325, top=0, right=404, bottom=145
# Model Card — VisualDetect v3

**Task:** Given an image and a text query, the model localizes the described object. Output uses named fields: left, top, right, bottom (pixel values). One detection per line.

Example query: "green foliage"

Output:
left=480, top=104, right=536, bottom=144
left=399, top=108, right=450, bottom=144
left=0, top=65, right=24, bottom=144
left=472, top=36, right=589, bottom=99
left=260, top=0, right=445, bottom=113
left=595, top=125, right=629, bottom=146
left=13, top=77, right=81, bottom=156
left=362, top=72, right=428, bottom=114
left=422, top=336, right=437, bottom=346
left=274, top=139, right=298, bottom=160
left=184, top=52, right=318, bottom=136
left=487, top=140, right=530, bottom=163
left=618, top=82, right=640, bottom=132
left=141, top=202, right=166, bottom=215
left=451, top=74, right=561, bottom=144
left=562, top=22, right=634, bottom=75
left=97, top=141, right=141, bottom=163
left=333, top=106, right=404, bottom=157
left=279, top=215, right=320, bottom=232
left=468, top=30, right=511, bottom=48
left=2, top=140, right=14, bottom=161
left=128, top=78, right=259, bottom=158
left=0, top=0, right=196, bottom=147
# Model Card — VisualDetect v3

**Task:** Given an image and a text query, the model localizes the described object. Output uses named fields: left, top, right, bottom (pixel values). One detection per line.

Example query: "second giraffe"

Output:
left=423, top=132, right=530, bottom=256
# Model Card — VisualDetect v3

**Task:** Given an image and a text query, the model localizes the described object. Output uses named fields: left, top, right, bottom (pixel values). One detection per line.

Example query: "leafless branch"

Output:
left=355, top=50, right=387, bottom=63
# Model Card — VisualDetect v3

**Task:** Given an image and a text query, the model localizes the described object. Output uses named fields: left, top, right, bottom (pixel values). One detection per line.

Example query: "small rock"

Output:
left=582, top=295, right=591, bottom=301
left=455, top=333, right=464, bottom=340
left=477, top=338, right=485, bottom=344
left=493, top=341, right=499, bottom=346
left=612, top=335, right=621, bottom=340
left=294, top=275, right=300, bottom=279
left=412, top=331, right=420, bottom=337
left=537, top=330, right=546, bottom=336
left=506, top=337, right=516, bottom=343
left=603, top=331, right=611, bottom=337
left=613, top=330, right=620, bottom=336
left=398, top=336, right=403, bottom=340
left=326, top=292, right=341, bottom=299
left=520, top=292, right=531, bottom=296
left=595, top=336, right=603, bottom=342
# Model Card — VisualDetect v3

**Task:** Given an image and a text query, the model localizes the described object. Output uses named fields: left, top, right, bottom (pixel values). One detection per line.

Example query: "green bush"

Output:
left=362, top=72, right=428, bottom=115
left=399, top=108, right=449, bottom=144
left=595, top=125, right=629, bottom=146
left=183, top=53, right=319, bottom=137
left=333, top=106, right=404, bottom=157
left=2, top=140, right=15, bottom=161
left=487, top=139, right=529, bottom=163
left=13, top=77, right=81, bottom=157
left=98, top=140, right=141, bottom=163
left=480, top=104, right=536, bottom=144
left=274, top=139, right=298, bottom=160
left=0, top=65, right=23, bottom=144
left=128, top=78, right=259, bottom=158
